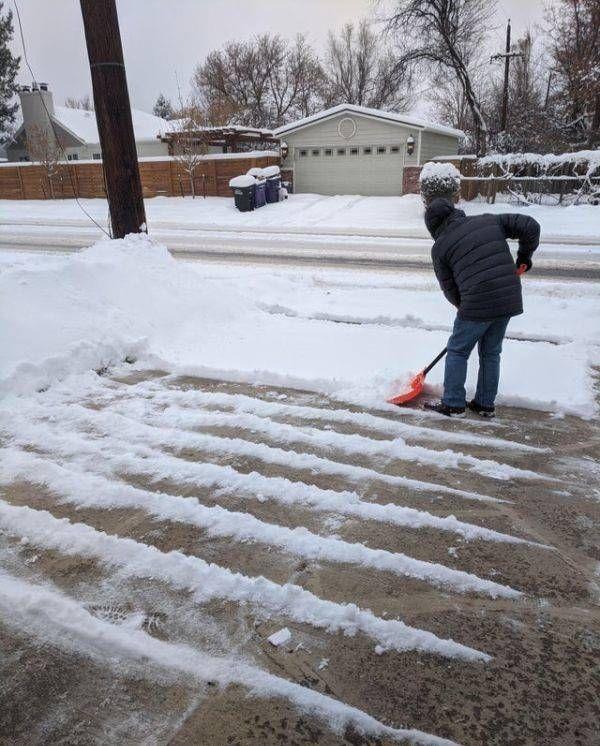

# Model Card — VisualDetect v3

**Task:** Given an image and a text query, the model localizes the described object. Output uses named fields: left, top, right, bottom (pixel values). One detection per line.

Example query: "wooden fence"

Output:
left=431, top=155, right=600, bottom=204
left=0, top=154, right=280, bottom=200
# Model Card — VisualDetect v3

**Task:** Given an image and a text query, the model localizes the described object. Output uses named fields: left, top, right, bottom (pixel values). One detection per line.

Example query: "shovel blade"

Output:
left=387, top=371, right=425, bottom=406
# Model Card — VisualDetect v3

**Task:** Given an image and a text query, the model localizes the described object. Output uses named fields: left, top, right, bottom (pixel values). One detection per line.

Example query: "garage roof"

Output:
left=273, top=104, right=463, bottom=139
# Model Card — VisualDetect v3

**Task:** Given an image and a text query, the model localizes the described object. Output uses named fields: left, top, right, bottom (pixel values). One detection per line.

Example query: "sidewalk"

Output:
left=1, top=369, right=599, bottom=744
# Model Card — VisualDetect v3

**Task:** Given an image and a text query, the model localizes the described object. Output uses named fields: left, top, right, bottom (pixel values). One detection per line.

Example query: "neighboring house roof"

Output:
left=52, top=105, right=171, bottom=144
left=272, top=104, right=463, bottom=139
left=8, top=106, right=172, bottom=147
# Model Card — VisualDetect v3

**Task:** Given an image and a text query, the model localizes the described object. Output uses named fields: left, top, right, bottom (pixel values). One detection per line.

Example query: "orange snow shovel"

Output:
left=388, top=264, right=528, bottom=406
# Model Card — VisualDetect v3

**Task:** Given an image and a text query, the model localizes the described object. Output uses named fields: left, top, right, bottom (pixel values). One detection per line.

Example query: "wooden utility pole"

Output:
left=490, top=19, right=523, bottom=135
left=80, top=0, right=146, bottom=239
left=500, top=20, right=511, bottom=133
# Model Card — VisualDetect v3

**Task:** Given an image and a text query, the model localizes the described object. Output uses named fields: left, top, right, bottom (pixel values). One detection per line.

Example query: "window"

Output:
left=377, top=146, right=386, bottom=155
left=311, top=148, right=320, bottom=156
left=363, top=147, right=372, bottom=155
left=350, top=147, right=359, bottom=155
left=390, top=145, right=400, bottom=153
left=67, top=153, right=79, bottom=161
left=324, top=148, right=333, bottom=156
left=337, top=148, right=346, bottom=156
left=93, top=153, right=102, bottom=160
left=298, top=149, right=308, bottom=158
left=19, top=156, right=29, bottom=162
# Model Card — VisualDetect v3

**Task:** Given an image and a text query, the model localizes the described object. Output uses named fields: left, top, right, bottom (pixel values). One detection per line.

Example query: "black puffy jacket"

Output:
left=425, top=198, right=540, bottom=321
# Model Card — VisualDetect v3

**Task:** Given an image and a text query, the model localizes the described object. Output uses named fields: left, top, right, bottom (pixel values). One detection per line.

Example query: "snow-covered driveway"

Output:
left=1, top=235, right=599, bottom=743
left=1, top=367, right=599, bottom=743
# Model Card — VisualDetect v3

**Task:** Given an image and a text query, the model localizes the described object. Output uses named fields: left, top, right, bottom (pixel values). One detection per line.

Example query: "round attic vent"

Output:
left=338, top=117, right=357, bottom=139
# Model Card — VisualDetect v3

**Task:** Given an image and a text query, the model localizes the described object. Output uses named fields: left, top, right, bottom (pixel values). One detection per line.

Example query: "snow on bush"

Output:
left=419, top=161, right=461, bottom=203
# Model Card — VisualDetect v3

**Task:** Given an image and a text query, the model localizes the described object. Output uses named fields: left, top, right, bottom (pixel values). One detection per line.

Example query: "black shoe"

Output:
left=467, top=400, right=496, bottom=419
left=423, top=400, right=466, bottom=418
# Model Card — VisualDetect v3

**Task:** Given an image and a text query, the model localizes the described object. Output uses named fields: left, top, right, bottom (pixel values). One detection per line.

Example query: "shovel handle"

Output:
left=517, top=263, right=528, bottom=276
left=423, top=347, right=448, bottom=375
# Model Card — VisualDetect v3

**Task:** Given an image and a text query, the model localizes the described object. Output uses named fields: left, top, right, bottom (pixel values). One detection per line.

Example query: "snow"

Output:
left=229, top=174, right=256, bottom=188
left=268, top=627, right=292, bottom=647
left=262, top=164, right=281, bottom=178
left=0, top=572, right=457, bottom=745
left=0, top=233, right=598, bottom=416
left=0, top=496, right=486, bottom=660
left=419, top=162, right=461, bottom=183
left=0, top=442, right=519, bottom=598
left=273, top=103, right=463, bottom=139
left=0, top=193, right=597, bottom=243
left=53, top=105, right=172, bottom=144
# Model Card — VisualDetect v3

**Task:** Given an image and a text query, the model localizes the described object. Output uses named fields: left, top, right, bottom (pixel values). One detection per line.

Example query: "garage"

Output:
left=293, top=142, right=405, bottom=196
left=275, top=104, right=462, bottom=197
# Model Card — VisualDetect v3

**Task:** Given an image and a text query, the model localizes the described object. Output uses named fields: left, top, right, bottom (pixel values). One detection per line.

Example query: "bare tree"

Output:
left=171, top=106, right=209, bottom=198
left=27, top=123, right=62, bottom=198
left=267, top=34, right=324, bottom=125
left=545, top=0, right=600, bottom=149
left=323, top=20, right=411, bottom=110
left=385, top=0, right=493, bottom=154
left=487, top=32, right=552, bottom=153
left=64, top=94, right=93, bottom=110
left=193, top=33, right=324, bottom=128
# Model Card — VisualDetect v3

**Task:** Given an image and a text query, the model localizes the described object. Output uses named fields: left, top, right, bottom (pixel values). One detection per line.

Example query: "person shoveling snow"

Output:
left=416, top=163, right=540, bottom=419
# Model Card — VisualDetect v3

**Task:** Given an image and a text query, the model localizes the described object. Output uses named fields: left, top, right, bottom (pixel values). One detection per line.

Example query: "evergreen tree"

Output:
left=0, top=2, right=20, bottom=143
left=153, top=93, right=173, bottom=120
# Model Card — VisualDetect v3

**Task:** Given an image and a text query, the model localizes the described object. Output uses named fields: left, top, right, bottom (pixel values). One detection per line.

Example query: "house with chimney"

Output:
left=6, top=83, right=172, bottom=163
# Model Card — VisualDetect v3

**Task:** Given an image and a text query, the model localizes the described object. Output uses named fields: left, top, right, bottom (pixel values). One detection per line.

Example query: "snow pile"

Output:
left=0, top=233, right=259, bottom=396
left=1, top=243, right=598, bottom=415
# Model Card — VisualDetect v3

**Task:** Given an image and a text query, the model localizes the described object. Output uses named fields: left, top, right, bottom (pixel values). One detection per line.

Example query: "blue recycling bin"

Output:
left=254, top=179, right=267, bottom=208
left=263, top=165, right=281, bottom=203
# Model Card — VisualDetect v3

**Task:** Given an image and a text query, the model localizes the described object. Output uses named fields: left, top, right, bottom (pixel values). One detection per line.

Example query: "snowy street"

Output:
left=0, top=195, right=599, bottom=280
left=1, top=227, right=600, bottom=743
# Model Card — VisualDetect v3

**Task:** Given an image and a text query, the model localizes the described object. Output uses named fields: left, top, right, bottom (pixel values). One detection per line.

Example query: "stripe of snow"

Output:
left=0, top=572, right=459, bottom=746
left=114, top=397, right=543, bottom=482
left=0, top=499, right=488, bottom=661
left=3, top=411, right=517, bottom=542
left=0, top=448, right=521, bottom=599
left=126, top=380, right=547, bottom=453
left=17, top=399, right=506, bottom=504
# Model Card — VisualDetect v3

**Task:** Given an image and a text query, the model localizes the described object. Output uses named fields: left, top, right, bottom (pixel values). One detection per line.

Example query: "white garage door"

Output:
left=294, top=144, right=405, bottom=196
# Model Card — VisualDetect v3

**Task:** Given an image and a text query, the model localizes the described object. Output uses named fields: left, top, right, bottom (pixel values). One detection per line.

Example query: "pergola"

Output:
left=160, top=125, right=282, bottom=155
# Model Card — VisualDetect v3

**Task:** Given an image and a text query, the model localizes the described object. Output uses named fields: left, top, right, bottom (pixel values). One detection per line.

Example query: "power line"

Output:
left=11, top=0, right=112, bottom=238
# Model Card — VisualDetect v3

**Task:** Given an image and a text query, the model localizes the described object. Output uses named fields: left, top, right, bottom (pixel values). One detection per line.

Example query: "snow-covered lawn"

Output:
left=0, top=193, right=599, bottom=242
left=1, top=234, right=598, bottom=415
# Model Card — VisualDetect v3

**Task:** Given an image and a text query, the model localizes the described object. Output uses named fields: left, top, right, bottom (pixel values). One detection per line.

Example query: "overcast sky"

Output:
left=10, top=0, right=546, bottom=114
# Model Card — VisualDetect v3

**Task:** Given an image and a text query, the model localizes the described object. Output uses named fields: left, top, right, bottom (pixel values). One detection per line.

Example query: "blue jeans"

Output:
left=442, top=316, right=511, bottom=409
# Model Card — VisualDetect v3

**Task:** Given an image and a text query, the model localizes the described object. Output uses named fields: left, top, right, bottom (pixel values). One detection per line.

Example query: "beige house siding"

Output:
left=419, top=132, right=460, bottom=164
left=280, top=111, right=459, bottom=195
left=281, top=112, right=420, bottom=168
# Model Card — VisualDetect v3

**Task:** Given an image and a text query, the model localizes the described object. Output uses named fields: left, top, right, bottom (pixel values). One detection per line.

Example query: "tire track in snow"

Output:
left=0, top=499, right=488, bottom=661
left=0, top=572, right=458, bottom=746
left=0, top=448, right=521, bottom=598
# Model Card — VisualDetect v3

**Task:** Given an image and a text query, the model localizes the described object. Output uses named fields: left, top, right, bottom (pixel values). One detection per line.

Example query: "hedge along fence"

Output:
left=441, top=151, right=600, bottom=205
left=0, top=152, right=280, bottom=201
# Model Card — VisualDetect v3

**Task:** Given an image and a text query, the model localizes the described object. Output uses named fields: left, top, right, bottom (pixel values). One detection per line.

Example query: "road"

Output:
left=0, top=222, right=599, bottom=280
